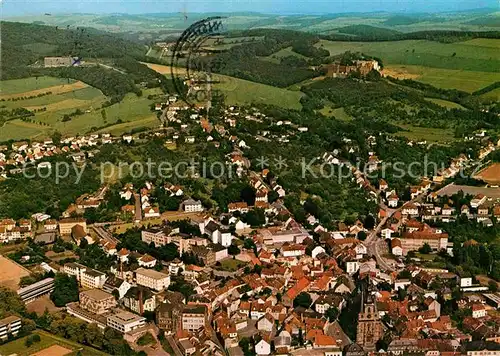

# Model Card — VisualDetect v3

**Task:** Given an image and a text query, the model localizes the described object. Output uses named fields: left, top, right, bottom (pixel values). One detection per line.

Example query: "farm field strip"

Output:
left=0, top=81, right=88, bottom=100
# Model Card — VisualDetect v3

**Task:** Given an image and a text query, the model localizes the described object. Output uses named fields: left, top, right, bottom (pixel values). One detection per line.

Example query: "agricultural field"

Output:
left=0, top=330, right=106, bottom=356
left=316, top=39, right=500, bottom=92
left=383, top=65, right=500, bottom=93
left=144, top=63, right=304, bottom=109
left=0, top=76, right=162, bottom=141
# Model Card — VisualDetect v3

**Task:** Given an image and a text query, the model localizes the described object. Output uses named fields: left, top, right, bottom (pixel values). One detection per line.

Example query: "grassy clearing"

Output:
left=0, top=330, right=106, bottom=356
left=318, top=106, right=352, bottom=121
left=219, top=258, right=246, bottom=272
left=424, top=98, right=466, bottom=110
left=384, top=64, right=500, bottom=93
left=261, top=46, right=306, bottom=64
left=394, top=124, right=455, bottom=143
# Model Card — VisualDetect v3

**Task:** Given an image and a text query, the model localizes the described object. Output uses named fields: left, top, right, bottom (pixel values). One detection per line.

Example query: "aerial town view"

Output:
left=0, top=0, right=499, bottom=355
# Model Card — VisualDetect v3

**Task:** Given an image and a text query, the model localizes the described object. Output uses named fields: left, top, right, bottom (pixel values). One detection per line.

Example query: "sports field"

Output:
left=474, top=163, right=500, bottom=185
left=0, top=76, right=161, bottom=141
left=317, top=38, right=500, bottom=92
left=0, top=330, right=107, bottom=356
left=0, top=255, right=31, bottom=291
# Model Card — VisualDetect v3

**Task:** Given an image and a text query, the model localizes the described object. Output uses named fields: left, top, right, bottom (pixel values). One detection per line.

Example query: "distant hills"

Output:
left=4, top=9, right=499, bottom=35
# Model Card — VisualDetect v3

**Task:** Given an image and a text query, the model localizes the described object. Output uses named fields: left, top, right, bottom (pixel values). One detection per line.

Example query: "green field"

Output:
left=480, top=87, right=500, bottom=102
left=0, top=330, right=106, bottom=356
left=0, top=76, right=76, bottom=95
left=261, top=46, right=307, bottom=64
left=394, top=124, right=455, bottom=143
left=0, top=76, right=162, bottom=141
left=385, top=65, right=500, bottom=93
left=214, top=73, right=304, bottom=110
left=318, top=106, right=353, bottom=121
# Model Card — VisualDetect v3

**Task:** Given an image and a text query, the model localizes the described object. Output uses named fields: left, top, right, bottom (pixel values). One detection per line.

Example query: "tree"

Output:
left=357, top=231, right=367, bottom=241
left=364, top=214, right=376, bottom=230
left=228, top=244, right=241, bottom=256
left=293, top=292, right=312, bottom=308
left=325, top=306, right=339, bottom=322
left=50, top=274, right=79, bottom=307
left=489, top=280, right=498, bottom=292
left=419, top=243, right=432, bottom=254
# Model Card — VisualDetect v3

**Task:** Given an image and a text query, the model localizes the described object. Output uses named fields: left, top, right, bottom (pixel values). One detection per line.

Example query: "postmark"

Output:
left=170, top=16, right=228, bottom=108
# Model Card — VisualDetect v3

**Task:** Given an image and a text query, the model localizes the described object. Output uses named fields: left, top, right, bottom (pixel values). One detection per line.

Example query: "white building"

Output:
left=107, top=311, right=146, bottom=333
left=0, top=316, right=22, bottom=340
left=135, top=268, right=170, bottom=291
left=183, top=199, right=203, bottom=212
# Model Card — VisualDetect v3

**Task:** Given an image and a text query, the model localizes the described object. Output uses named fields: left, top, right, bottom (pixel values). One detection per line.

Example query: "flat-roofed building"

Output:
left=81, top=269, right=107, bottom=289
left=107, top=311, right=146, bottom=333
left=135, top=267, right=170, bottom=291
left=141, top=228, right=171, bottom=247
left=79, top=289, right=116, bottom=314
left=17, top=277, right=54, bottom=303
left=44, top=56, right=73, bottom=67
left=181, top=304, right=207, bottom=332
left=0, top=316, right=22, bottom=340
left=400, top=231, right=448, bottom=255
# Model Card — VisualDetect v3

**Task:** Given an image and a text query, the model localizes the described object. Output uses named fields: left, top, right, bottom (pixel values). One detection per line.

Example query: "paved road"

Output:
left=92, top=226, right=120, bottom=244
left=166, top=335, right=183, bottom=356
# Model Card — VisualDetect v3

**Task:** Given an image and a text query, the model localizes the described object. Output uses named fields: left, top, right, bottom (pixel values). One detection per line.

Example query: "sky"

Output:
left=1, top=0, right=497, bottom=17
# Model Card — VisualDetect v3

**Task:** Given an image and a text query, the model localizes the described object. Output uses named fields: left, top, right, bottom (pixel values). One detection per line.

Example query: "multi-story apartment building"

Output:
left=400, top=231, right=448, bottom=255
left=80, top=269, right=107, bottom=289
left=141, top=228, right=171, bottom=247
left=181, top=305, right=207, bottom=332
left=107, top=311, right=146, bottom=333
left=0, top=316, right=22, bottom=340
left=63, top=262, right=106, bottom=289
left=135, top=268, right=170, bottom=291
left=79, top=289, right=117, bottom=314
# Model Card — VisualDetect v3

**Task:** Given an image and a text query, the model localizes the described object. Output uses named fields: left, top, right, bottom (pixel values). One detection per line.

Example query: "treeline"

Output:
left=300, top=77, right=500, bottom=134
left=47, top=66, right=140, bottom=102
left=0, top=21, right=147, bottom=80
left=325, top=25, right=500, bottom=42
left=473, top=81, right=500, bottom=96
left=205, top=29, right=326, bottom=87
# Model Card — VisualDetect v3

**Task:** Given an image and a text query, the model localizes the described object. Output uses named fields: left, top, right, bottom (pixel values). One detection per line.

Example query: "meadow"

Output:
left=144, top=63, right=304, bottom=109
left=0, top=76, right=161, bottom=141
